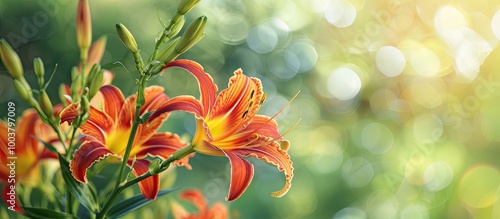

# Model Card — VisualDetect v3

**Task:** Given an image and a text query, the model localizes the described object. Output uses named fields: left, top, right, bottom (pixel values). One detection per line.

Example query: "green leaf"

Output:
left=22, top=207, right=77, bottom=219
left=107, top=188, right=177, bottom=218
left=33, top=135, right=59, bottom=154
left=58, top=155, right=100, bottom=213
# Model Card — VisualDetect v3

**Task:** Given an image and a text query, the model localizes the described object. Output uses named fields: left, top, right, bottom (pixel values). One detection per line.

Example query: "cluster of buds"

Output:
left=0, top=39, right=54, bottom=123
left=115, top=0, right=205, bottom=76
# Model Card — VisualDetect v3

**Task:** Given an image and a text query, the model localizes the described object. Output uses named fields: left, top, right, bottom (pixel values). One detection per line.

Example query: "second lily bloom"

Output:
left=149, top=59, right=293, bottom=201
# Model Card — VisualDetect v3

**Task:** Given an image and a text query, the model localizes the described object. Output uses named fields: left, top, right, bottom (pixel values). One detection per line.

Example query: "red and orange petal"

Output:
left=140, top=86, right=169, bottom=114
left=99, top=85, right=124, bottom=121
left=223, top=151, right=254, bottom=201
left=207, top=203, right=229, bottom=219
left=135, top=133, right=193, bottom=170
left=231, top=136, right=293, bottom=198
left=128, top=159, right=159, bottom=199
left=206, top=69, right=264, bottom=142
left=60, top=104, right=114, bottom=144
left=179, top=189, right=208, bottom=214
left=148, top=96, right=205, bottom=124
left=234, top=115, right=282, bottom=142
left=164, top=60, right=218, bottom=116
left=172, top=189, right=229, bottom=219
left=69, top=141, right=119, bottom=183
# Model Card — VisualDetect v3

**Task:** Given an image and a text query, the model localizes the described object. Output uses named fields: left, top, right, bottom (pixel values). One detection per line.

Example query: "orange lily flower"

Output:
left=149, top=60, right=293, bottom=201
left=171, top=189, right=229, bottom=219
left=59, top=85, right=192, bottom=199
left=0, top=109, right=58, bottom=213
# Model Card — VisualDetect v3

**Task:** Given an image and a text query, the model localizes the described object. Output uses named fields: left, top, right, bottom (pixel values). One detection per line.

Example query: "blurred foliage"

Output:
left=2, top=0, right=500, bottom=218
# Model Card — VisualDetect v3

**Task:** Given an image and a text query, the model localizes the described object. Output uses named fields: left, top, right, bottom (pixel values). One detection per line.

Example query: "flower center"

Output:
left=105, top=128, right=131, bottom=156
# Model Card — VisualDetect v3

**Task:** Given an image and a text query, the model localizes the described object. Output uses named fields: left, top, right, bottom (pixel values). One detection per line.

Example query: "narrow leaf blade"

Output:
left=107, top=188, right=177, bottom=218
left=33, top=135, right=59, bottom=154
left=22, top=207, right=77, bottom=219
left=58, top=155, right=100, bottom=212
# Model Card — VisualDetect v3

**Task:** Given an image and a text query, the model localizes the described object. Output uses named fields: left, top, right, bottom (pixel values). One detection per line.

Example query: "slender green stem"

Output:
left=96, top=145, right=194, bottom=219
left=66, top=126, right=79, bottom=159
left=48, top=122, right=68, bottom=155
left=66, top=190, right=74, bottom=214
left=96, top=75, right=148, bottom=218
left=150, top=12, right=182, bottom=61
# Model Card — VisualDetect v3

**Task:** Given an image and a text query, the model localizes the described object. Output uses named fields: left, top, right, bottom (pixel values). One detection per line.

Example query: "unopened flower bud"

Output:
left=87, top=36, right=107, bottom=66
left=0, top=39, right=24, bottom=80
left=71, top=74, right=83, bottom=101
left=33, top=57, right=44, bottom=78
left=71, top=66, right=79, bottom=80
left=87, top=70, right=103, bottom=99
left=81, top=95, right=90, bottom=114
left=175, top=16, right=207, bottom=54
left=77, top=0, right=92, bottom=52
left=158, top=37, right=180, bottom=63
left=13, top=79, right=32, bottom=102
left=116, top=23, right=139, bottom=54
left=38, top=90, right=54, bottom=118
left=33, top=57, right=45, bottom=86
left=86, top=64, right=101, bottom=84
left=166, top=16, right=185, bottom=39
left=178, top=0, right=201, bottom=15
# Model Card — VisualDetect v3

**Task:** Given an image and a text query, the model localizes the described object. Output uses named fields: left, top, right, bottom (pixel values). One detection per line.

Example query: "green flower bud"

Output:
left=13, top=79, right=32, bottom=102
left=87, top=70, right=103, bottom=99
left=71, top=66, right=79, bottom=80
left=178, top=0, right=201, bottom=15
left=71, top=74, right=83, bottom=102
left=81, top=95, right=90, bottom=114
left=86, top=63, right=101, bottom=86
left=158, top=37, right=180, bottom=63
left=0, top=39, right=24, bottom=80
left=175, top=16, right=207, bottom=55
left=33, top=57, right=44, bottom=78
left=116, top=23, right=139, bottom=54
left=38, top=90, right=54, bottom=118
left=33, top=57, right=45, bottom=87
left=166, top=16, right=185, bottom=39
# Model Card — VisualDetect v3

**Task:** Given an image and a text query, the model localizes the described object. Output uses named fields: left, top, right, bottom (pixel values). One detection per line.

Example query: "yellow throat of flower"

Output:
left=105, top=128, right=132, bottom=156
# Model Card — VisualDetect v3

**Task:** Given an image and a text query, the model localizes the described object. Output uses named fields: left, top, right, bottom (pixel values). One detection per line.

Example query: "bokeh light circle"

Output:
left=311, top=141, right=344, bottom=174
left=410, top=46, right=441, bottom=77
left=285, top=40, right=318, bottom=73
left=458, top=164, right=500, bottom=208
left=401, top=204, right=429, bottom=219
left=423, top=161, right=454, bottom=191
left=324, top=0, right=357, bottom=28
left=491, top=9, right=500, bottom=40
left=216, top=12, right=250, bottom=45
left=247, top=25, right=278, bottom=53
left=342, top=157, right=374, bottom=187
left=333, top=207, right=366, bottom=219
left=366, top=190, right=399, bottom=219
left=434, top=6, right=467, bottom=40
left=327, top=67, right=362, bottom=100
left=361, top=122, right=394, bottom=154
left=375, top=46, right=406, bottom=77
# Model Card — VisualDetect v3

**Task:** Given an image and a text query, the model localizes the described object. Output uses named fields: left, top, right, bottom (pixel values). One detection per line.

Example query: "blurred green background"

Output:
left=2, top=0, right=500, bottom=218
